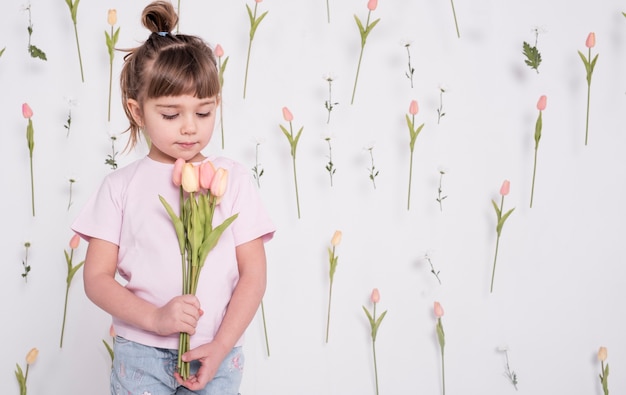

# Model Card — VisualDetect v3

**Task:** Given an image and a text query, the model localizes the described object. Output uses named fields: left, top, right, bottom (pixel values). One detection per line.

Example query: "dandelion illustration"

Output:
left=403, top=41, right=415, bottom=88
left=423, top=252, right=442, bottom=284
left=105, top=135, right=119, bottom=170
left=351, top=0, right=380, bottom=104
left=67, top=177, right=77, bottom=211
left=498, top=346, right=519, bottom=390
left=436, top=167, right=448, bottom=211
left=325, top=230, right=342, bottom=343
left=449, top=0, right=460, bottom=38
left=279, top=107, right=303, bottom=218
left=243, top=0, right=268, bottom=99
left=215, top=44, right=229, bottom=149
left=324, top=135, right=336, bottom=187
left=530, top=95, right=546, bottom=208
left=21, top=242, right=32, bottom=282
left=364, top=143, right=379, bottom=189
left=597, top=346, right=609, bottom=395
left=324, top=73, right=339, bottom=124
left=24, top=4, right=47, bottom=61
left=251, top=138, right=265, bottom=188
left=60, top=234, right=85, bottom=348
left=437, top=85, right=447, bottom=124
left=578, top=32, right=598, bottom=145
left=363, top=288, right=387, bottom=395
left=434, top=301, right=446, bottom=395
left=63, top=0, right=85, bottom=82
left=15, top=347, right=39, bottom=395
left=405, top=100, right=425, bottom=210
left=63, top=97, right=77, bottom=137
left=105, top=9, right=120, bottom=122
left=523, top=27, right=542, bottom=73
left=22, top=103, right=36, bottom=216
left=490, top=180, right=515, bottom=293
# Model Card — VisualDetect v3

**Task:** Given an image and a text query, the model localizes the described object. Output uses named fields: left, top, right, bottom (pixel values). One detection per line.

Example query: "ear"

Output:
left=126, top=99, right=143, bottom=127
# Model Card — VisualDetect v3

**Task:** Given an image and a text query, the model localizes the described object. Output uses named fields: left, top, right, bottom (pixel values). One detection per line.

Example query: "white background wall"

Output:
left=2, top=0, right=626, bottom=394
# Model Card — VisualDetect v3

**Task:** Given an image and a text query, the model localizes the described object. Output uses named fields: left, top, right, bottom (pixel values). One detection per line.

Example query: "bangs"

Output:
left=145, top=46, right=220, bottom=99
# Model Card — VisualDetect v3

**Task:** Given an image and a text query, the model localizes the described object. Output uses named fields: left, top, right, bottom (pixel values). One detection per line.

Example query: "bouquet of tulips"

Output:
left=159, top=158, right=239, bottom=379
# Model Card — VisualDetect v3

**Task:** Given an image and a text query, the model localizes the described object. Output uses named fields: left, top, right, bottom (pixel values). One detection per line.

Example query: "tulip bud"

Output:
left=367, top=0, right=378, bottom=11
left=536, top=95, right=547, bottom=111
left=210, top=168, right=229, bottom=200
left=434, top=301, right=444, bottom=318
left=585, top=32, right=596, bottom=49
left=199, top=160, right=216, bottom=190
left=109, top=324, right=116, bottom=338
left=409, top=100, right=418, bottom=116
left=22, top=103, right=33, bottom=119
left=255, top=0, right=263, bottom=3
left=598, top=346, right=607, bottom=362
left=330, top=230, right=342, bottom=247
left=499, top=180, right=510, bottom=196
left=282, top=107, right=293, bottom=122
left=69, top=234, right=81, bottom=250
left=172, top=158, right=186, bottom=187
left=107, top=9, right=117, bottom=26
left=214, top=44, right=224, bottom=58
left=370, top=288, right=380, bottom=303
left=181, top=163, right=199, bottom=193
left=26, top=348, right=39, bottom=365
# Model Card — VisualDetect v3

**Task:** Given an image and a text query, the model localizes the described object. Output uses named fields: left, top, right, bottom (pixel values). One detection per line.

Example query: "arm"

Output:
left=176, top=236, right=267, bottom=389
left=83, top=237, right=202, bottom=336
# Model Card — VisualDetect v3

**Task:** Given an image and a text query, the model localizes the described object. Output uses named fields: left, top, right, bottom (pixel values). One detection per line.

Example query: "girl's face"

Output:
left=127, top=94, right=218, bottom=163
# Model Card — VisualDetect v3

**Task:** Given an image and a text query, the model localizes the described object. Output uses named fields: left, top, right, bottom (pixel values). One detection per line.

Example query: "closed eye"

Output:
left=197, top=112, right=211, bottom=118
left=162, top=113, right=178, bottom=120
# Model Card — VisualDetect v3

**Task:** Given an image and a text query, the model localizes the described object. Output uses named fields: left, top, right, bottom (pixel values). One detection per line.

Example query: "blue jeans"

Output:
left=111, top=336, right=243, bottom=395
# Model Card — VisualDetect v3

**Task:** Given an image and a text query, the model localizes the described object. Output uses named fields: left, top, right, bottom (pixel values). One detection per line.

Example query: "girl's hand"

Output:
left=151, top=294, right=203, bottom=336
left=174, top=341, right=228, bottom=390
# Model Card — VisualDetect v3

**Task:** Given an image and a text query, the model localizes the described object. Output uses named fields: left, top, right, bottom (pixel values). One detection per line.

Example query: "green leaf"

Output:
left=491, top=199, right=501, bottom=220
left=0, top=47, right=5, bottom=57
left=197, top=213, right=239, bottom=266
left=362, top=305, right=374, bottom=327
left=28, top=44, right=47, bottom=61
left=534, top=111, right=543, bottom=145
left=102, top=339, right=114, bottom=363
left=497, top=207, right=515, bottom=235
left=354, top=15, right=365, bottom=37
left=522, top=41, right=541, bottom=71
left=68, top=260, right=85, bottom=284
left=159, top=195, right=186, bottom=255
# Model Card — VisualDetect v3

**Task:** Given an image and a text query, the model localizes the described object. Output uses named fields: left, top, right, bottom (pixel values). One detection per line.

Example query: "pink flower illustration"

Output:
left=363, top=288, right=386, bottom=395
left=351, top=0, right=381, bottom=104
left=215, top=44, right=230, bottom=149
left=60, top=233, right=85, bottom=348
left=22, top=103, right=36, bottom=216
left=405, top=99, right=425, bottom=210
left=530, top=95, right=546, bottom=208
left=325, top=230, right=342, bottom=343
left=578, top=32, right=598, bottom=145
left=490, top=180, right=515, bottom=293
left=105, top=9, right=120, bottom=121
left=243, top=1, right=269, bottom=99
left=433, top=301, right=446, bottom=395
left=279, top=107, right=303, bottom=218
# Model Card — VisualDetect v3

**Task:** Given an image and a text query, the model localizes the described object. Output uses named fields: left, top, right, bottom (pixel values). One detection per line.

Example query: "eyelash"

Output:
left=161, top=112, right=211, bottom=120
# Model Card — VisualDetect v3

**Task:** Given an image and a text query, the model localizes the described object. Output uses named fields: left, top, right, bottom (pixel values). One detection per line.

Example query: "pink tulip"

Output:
left=210, top=168, right=229, bottom=199
left=409, top=100, right=418, bottom=115
left=367, top=0, right=378, bottom=11
left=370, top=288, right=380, bottom=303
left=199, top=160, right=216, bottom=190
left=499, top=180, right=510, bottom=196
left=172, top=158, right=186, bottom=187
left=282, top=107, right=293, bottom=122
left=22, top=103, right=33, bottom=119
left=585, top=32, right=596, bottom=48
left=181, top=163, right=199, bottom=193
left=434, top=301, right=444, bottom=318
left=69, top=234, right=80, bottom=249
left=109, top=324, right=116, bottom=338
left=255, top=0, right=263, bottom=3
left=536, top=95, right=547, bottom=111
left=214, top=44, right=224, bottom=58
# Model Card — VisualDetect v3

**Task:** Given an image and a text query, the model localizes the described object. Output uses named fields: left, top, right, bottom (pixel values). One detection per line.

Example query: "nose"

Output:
left=180, top=114, right=196, bottom=135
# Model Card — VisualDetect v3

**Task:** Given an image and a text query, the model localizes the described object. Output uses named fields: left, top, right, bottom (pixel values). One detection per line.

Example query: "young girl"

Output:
left=71, top=2, right=274, bottom=394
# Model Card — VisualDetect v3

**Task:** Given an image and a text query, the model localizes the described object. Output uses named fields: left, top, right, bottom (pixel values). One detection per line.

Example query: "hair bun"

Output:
left=142, top=1, right=178, bottom=34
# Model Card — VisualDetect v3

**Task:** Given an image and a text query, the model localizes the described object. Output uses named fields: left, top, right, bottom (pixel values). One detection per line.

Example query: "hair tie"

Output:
left=157, top=31, right=168, bottom=37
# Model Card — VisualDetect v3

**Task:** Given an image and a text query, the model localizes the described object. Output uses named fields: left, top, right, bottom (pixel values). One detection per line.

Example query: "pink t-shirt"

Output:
left=72, top=156, right=275, bottom=349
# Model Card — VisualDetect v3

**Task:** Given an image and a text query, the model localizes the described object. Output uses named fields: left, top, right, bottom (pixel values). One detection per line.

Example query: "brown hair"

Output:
left=120, top=1, right=220, bottom=150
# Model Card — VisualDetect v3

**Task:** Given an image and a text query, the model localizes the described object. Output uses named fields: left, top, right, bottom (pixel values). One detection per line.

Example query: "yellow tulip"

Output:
left=598, top=346, right=608, bottom=362
left=107, top=9, right=117, bottom=26
left=330, top=230, right=342, bottom=247
left=25, top=347, right=39, bottom=365
left=181, top=163, right=199, bottom=193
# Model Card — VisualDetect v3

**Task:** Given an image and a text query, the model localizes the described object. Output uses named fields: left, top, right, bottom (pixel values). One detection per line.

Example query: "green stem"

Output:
left=325, top=280, right=333, bottom=343
left=243, top=4, right=257, bottom=99
left=351, top=45, right=365, bottom=105
left=373, top=340, right=379, bottom=395
left=73, top=23, right=84, bottom=82
left=450, top=0, right=460, bottom=38
left=29, top=154, right=35, bottom=217
left=261, top=300, right=270, bottom=356
left=490, top=197, right=504, bottom=293
left=60, top=285, right=69, bottom=348
left=585, top=50, right=591, bottom=145
left=530, top=147, right=538, bottom=208
left=441, top=347, right=446, bottom=395
left=326, top=0, right=330, bottom=23
left=407, top=149, right=414, bottom=210
left=292, top=155, right=301, bottom=219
